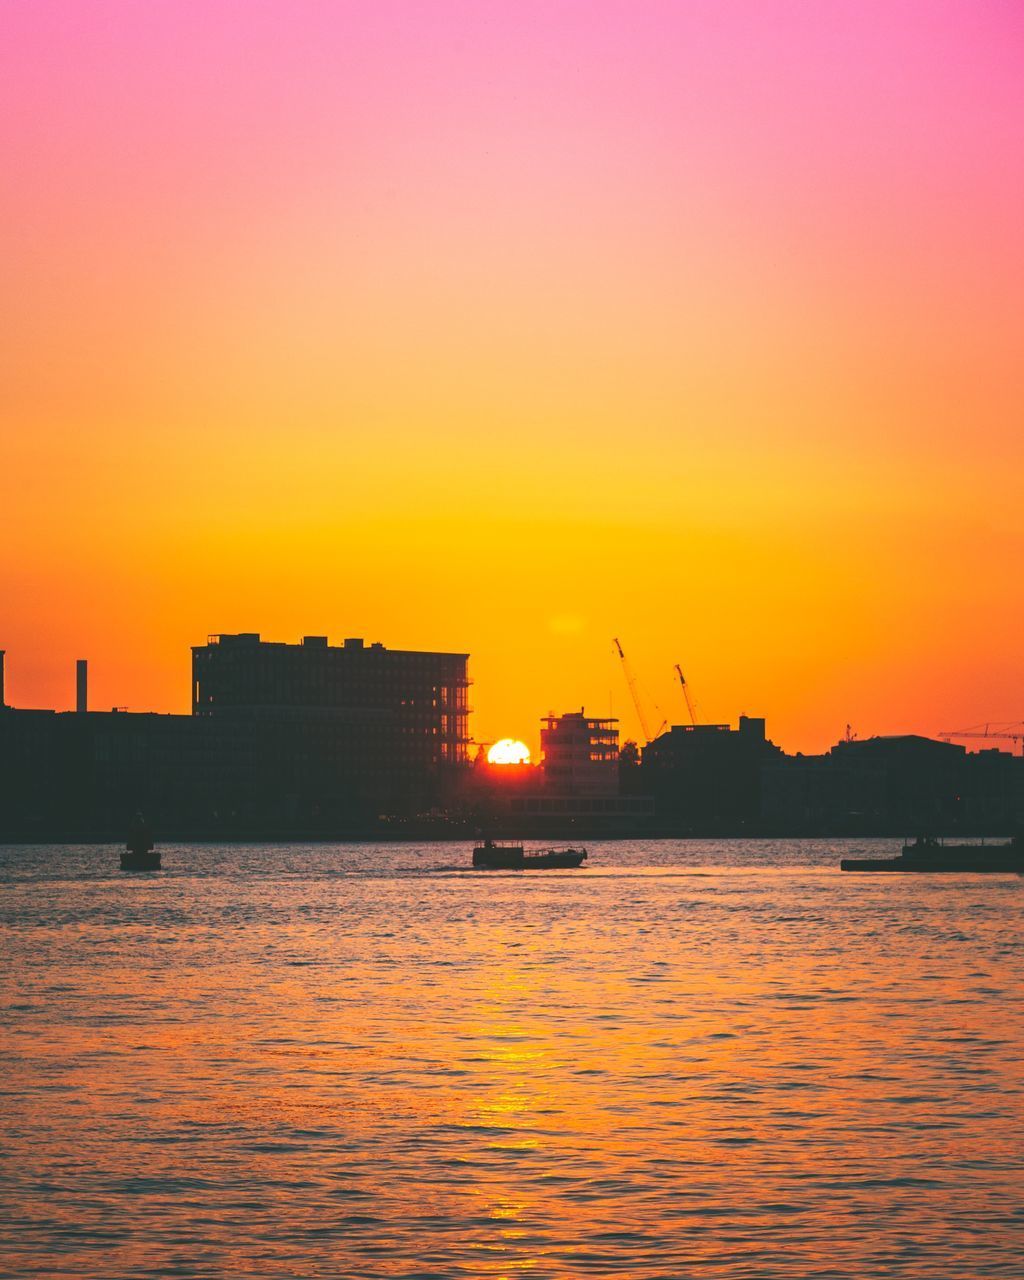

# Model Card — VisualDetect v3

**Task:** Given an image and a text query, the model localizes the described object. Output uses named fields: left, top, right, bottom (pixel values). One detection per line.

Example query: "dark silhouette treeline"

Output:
left=0, top=636, right=1021, bottom=840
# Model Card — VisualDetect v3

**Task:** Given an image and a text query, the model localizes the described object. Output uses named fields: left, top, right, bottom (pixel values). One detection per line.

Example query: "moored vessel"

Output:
left=841, top=834, right=1023, bottom=874
left=472, top=839, right=588, bottom=870
left=121, top=814, right=160, bottom=871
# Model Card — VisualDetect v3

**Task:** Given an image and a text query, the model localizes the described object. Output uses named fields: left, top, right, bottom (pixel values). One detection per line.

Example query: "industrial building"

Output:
left=0, top=635, right=471, bottom=837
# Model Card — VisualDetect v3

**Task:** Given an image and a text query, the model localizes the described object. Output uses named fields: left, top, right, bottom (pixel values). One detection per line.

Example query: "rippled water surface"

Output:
left=2, top=840, right=1022, bottom=1278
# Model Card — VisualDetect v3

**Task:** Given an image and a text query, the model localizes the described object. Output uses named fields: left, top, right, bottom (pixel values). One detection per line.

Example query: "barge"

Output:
left=841, top=834, right=1023, bottom=874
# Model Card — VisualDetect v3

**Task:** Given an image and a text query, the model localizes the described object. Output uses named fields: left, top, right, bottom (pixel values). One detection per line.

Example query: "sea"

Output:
left=2, top=840, right=1021, bottom=1279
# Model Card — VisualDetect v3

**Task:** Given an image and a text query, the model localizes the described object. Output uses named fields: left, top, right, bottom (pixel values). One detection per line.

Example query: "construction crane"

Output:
left=940, top=722, right=1024, bottom=756
left=673, top=663, right=699, bottom=727
left=612, top=638, right=666, bottom=743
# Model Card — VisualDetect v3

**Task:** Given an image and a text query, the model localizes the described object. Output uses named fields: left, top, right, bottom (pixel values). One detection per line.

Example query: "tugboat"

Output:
left=841, top=833, right=1024, bottom=874
left=472, top=838, right=588, bottom=870
left=120, top=814, right=161, bottom=872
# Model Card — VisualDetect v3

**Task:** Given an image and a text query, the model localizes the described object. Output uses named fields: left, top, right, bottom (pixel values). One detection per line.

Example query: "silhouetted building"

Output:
left=641, top=716, right=782, bottom=826
left=0, top=708, right=202, bottom=834
left=3, top=640, right=1022, bottom=838
left=193, top=632, right=469, bottom=765
left=0, top=636, right=472, bottom=836
left=503, top=709, right=653, bottom=831
left=957, top=747, right=1024, bottom=826
left=760, top=749, right=886, bottom=829
left=540, top=710, right=619, bottom=795
left=187, top=632, right=471, bottom=819
left=761, top=733, right=1024, bottom=832
left=830, top=735, right=965, bottom=827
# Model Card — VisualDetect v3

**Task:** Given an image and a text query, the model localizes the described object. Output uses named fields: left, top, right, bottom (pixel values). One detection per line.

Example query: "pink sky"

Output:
left=2, top=2, right=1022, bottom=751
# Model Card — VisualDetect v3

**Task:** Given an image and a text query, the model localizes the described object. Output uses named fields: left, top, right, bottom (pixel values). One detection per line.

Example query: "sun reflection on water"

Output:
left=2, top=847, right=1022, bottom=1278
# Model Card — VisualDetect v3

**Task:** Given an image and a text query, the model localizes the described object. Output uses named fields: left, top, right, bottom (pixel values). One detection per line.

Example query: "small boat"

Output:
left=121, top=814, right=161, bottom=872
left=472, top=839, right=588, bottom=870
left=120, top=848, right=161, bottom=871
left=841, top=834, right=1024, bottom=874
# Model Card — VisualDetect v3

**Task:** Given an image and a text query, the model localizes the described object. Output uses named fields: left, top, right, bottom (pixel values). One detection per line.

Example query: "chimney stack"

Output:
left=76, top=659, right=88, bottom=713
left=0, top=649, right=5, bottom=707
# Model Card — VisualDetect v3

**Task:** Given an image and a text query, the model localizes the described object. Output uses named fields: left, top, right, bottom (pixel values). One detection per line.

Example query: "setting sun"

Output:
left=487, top=739, right=531, bottom=766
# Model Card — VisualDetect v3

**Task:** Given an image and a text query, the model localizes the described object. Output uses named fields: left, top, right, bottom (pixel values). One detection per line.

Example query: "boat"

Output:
left=120, top=848, right=161, bottom=871
left=472, top=839, right=588, bottom=870
left=120, top=814, right=161, bottom=871
left=841, top=834, right=1024, bottom=873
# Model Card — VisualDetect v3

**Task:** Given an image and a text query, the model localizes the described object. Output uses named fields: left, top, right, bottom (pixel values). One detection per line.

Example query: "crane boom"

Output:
left=940, top=722, right=1024, bottom=755
left=674, top=663, right=698, bottom=727
left=613, top=637, right=653, bottom=743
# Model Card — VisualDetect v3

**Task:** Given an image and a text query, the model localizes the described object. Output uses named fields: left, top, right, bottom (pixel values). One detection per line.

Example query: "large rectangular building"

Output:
left=641, top=716, right=782, bottom=823
left=192, top=632, right=471, bottom=765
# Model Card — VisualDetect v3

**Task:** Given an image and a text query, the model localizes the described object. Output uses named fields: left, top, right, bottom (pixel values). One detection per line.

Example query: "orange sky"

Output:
left=2, top=2, right=1022, bottom=755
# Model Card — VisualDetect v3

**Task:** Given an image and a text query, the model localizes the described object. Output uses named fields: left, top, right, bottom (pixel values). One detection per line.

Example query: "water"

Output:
left=2, top=840, right=1022, bottom=1278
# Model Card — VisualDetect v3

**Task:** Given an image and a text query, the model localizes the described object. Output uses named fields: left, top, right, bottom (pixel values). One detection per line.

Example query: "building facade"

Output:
left=192, top=633, right=470, bottom=766
left=0, top=634, right=472, bottom=836
left=640, top=715, right=782, bottom=824
left=540, top=710, right=619, bottom=795
left=496, top=709, right=653, bottom=832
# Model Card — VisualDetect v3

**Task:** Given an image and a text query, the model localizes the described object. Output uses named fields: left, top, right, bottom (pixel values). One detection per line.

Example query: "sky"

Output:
left=2, top=0, right=1022, bottom=755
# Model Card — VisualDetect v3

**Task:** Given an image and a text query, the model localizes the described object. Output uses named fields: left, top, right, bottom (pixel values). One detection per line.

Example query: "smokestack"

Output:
left=0, top=650, right=5, bottom=707
left=76, top=659, right=88, bottom=714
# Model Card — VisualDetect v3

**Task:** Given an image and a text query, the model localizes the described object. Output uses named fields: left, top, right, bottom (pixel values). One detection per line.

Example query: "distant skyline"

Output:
left=3, top=1, right=1022, bottom=755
